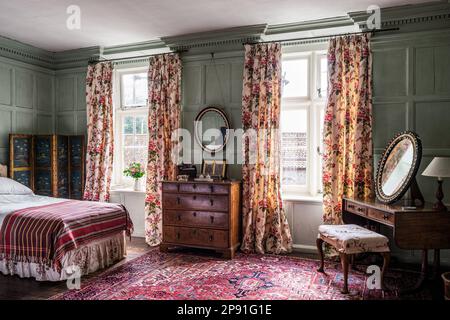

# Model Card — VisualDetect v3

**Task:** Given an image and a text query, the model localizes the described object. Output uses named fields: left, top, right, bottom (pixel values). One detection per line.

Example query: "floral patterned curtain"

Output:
left=145, top=54, right=182, bottom=246
left=83, top=62, right=114, bottom=202
left=323, top=34, right=373, bottom=224
left=241, top=43, right=293, bottom=254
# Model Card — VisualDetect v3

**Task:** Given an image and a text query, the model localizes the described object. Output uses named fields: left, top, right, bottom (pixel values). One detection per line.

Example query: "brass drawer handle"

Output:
left=383, top=214, right=389, bottom=220
left=348, top=204, right=355, bottom=209
left=193, top=212, right=197, bottom=217
left=357, top=207, right=364, bottom=213
left=209, top=235, right=214, bottom=242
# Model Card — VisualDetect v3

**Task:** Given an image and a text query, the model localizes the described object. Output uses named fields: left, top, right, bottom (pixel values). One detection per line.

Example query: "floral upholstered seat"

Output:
left=316, top=224, right=391, bottom=294
left=318, top=224, right=390, bottom=255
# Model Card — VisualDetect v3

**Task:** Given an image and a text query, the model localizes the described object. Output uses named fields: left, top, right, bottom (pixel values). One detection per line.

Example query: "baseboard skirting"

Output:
left=292, top=244, right=317, bottom=254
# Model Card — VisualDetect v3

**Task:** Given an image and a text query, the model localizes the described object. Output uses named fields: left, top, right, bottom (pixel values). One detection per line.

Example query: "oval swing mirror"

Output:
left=194, top=107, right=230, bottom=153
left=375, top=131, right=422, bottom=204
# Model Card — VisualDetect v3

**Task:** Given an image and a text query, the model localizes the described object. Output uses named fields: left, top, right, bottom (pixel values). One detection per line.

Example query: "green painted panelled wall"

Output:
left=372, top=30, right=450, bottom=206
left=181, top=51, right=244, bottom=179
left=55, top=68, right=88, bottom=136
left=0, top=57, right=55, bottom=164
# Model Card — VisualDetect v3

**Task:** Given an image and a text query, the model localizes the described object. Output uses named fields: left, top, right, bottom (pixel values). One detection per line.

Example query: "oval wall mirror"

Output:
left=194, top=106, right=230, bottom=153
left=375, top=131, right=422, bottom=204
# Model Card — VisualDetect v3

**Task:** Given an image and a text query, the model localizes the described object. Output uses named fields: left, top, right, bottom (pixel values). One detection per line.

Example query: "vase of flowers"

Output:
left=123, top=162, right=145, bottom=191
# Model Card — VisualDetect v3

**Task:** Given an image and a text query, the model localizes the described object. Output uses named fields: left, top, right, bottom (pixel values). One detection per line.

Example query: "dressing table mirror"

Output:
left=375, top=131, right=424, bottom=206
left=194, top=106, right=230, bottom=153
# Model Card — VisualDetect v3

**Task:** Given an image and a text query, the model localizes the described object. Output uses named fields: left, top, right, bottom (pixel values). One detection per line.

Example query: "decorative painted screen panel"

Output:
left=35, top=169, right=52, bottom=196
left=9, top=134, right=85, bottom=199
left=34, top=135, right=54, bottom=196
left=9, top=134, right=33, bottom=189
left=68, top=135, right=85, bottom=199
left=13, top=170, right=32, bottom=188
left=57, top=136, right=69, bottom=198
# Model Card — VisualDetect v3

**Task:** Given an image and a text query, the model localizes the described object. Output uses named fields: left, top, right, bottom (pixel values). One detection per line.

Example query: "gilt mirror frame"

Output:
left=194, top=106, right=231, bottom=153
left=375, top=131, right=422, bottom=204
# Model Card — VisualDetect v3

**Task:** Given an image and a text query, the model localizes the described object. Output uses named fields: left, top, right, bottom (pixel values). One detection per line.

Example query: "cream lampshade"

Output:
left=422, top=157, right=450, bottom=211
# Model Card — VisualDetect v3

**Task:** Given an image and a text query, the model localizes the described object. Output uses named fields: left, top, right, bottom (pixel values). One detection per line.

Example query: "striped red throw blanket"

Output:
left=0, top=200, right=133, bottom=271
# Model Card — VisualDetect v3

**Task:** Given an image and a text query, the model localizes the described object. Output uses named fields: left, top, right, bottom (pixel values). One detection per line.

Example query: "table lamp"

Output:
left=422, top=157, right=450, bottom=211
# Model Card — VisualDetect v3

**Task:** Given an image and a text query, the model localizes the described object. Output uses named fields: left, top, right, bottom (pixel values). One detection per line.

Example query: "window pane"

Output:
left=123, top=116, right=134, bottom=134
left=282, top=59, right=308, bottom=98
left=134, top=74, right=148, bottom=106
left=135, top=135, right=147, bottom=146
left=134, top=147, right=147, bottom=167
left=124, top=147, right=134, bottom=168
left=135, top=116, right=145, bottom=134
left=124, top=135, right=134, bottom=146
left=320, top=56, right=328, bottom=97
left=122, top=73, right=148, bottom=107
left=122, top=75, right=135, bottom=106
left=281, top=109, right=307, bottom=186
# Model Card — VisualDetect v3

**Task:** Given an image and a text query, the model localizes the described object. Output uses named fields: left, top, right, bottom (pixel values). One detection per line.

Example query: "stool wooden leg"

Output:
left=340, top=253, right=349, bottom=294
left=316, top=238, right=325, bottom=272
left=381, top=252, right=390, bottom=290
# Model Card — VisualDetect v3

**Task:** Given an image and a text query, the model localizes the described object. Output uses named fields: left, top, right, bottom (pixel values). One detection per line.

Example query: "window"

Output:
left=113, top=69, right=149, bottom=186
left=121, top=73, right=148, bottom=107
left=281, top=51, right=327, bottom=197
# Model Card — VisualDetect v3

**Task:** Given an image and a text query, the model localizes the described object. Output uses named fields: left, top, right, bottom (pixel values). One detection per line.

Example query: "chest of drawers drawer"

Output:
left=163, top=193, right=229, bottom=212
left=163, top=226, right=229, bottom=249
left=164, top=210, right=228, bottom=229
left=163, top=182, right=229, bottom=195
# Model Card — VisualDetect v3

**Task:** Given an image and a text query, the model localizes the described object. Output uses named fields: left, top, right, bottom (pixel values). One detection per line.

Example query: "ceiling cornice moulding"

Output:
left=349, top=2, right=450, bottom=31
left=161, top=24, right=267, bottom=50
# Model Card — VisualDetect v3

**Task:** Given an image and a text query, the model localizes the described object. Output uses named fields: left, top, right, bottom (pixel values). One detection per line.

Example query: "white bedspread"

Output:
left=0, top=194, right=65, bottom=227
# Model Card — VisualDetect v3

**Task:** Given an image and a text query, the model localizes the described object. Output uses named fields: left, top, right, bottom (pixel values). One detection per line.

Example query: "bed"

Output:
left=0, top=164, right=133, bottom=281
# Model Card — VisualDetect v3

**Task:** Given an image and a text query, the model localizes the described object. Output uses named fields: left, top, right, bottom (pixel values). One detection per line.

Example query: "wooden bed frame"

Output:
left=0, top=164, right=7, bottom=177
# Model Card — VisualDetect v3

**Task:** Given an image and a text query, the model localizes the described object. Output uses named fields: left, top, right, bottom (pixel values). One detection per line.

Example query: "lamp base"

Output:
left=433, top=180, right=448, bottom=212
left=433, top=201, right=448, bottom=212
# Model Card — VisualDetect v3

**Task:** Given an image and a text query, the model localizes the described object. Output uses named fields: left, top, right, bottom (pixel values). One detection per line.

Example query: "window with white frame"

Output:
left=281, top=51, right=328, bottom=197
left=113, top=69, right=149, bottom=186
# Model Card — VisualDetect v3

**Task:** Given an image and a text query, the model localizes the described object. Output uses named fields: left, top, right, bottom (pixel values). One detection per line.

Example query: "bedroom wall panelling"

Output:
left=55, top=67, right=88, bottom=137
left=181, top=50, right=244, bottom=180
left=0, top=56, right=55, bottom=165
left=371, top=28, right=450, bottom=265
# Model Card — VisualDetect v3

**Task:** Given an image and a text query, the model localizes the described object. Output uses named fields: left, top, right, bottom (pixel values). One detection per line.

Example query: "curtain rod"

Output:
left=88, top=49, right=188, bottom=65
left=243, top=27, right=400, bottom=45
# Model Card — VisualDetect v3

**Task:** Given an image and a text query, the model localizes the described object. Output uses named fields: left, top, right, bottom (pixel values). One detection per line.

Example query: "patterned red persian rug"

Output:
left=51, top=249, right=431, bottom=300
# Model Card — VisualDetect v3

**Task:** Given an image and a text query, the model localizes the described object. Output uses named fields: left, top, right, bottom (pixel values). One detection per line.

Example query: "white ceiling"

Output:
left=0, top=0, right=437, bottom=52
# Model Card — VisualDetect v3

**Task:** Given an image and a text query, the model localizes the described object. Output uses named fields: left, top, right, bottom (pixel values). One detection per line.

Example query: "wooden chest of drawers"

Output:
left=160, top=181, right=241, bottom=259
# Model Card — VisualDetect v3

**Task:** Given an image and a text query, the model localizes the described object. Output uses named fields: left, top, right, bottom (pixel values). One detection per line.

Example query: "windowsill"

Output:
left=282, top=193, right=323, bottom=204
left=110, top=186, right=146, bottom=195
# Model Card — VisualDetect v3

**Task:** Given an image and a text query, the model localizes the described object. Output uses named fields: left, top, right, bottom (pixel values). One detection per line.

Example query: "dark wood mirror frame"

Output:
left=375, top=131, right=424, bottom=205
left=194, top=106, right=230, bottom=153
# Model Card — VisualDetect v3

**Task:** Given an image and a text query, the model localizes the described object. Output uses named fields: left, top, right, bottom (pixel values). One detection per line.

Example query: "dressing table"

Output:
left=343, top=131, right=450, bottom=292
left=342, top=197, right=450, bottom=291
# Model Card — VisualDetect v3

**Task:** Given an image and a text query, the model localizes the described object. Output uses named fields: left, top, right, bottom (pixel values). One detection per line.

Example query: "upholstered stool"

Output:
left=316, top=224, right=390, bottom=294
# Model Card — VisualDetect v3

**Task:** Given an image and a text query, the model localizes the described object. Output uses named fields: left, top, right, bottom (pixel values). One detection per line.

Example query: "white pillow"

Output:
left=0, top=177, right=34, bottom=195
